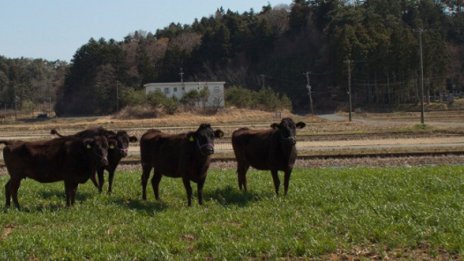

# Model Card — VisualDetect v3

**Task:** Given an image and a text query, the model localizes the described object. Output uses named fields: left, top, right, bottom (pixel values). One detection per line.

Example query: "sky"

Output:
left=0, top=0, right=292, bottom=62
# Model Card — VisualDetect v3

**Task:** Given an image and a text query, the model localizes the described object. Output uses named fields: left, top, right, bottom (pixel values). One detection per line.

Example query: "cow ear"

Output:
left=296, top=122, right=306, bottom=129
left=187, top=133, right=195, bottom=142
left=214, top=129, right=224, bottom=138
left=129, top=136, right=138, bottom=142
left=270, top=123, right=279, bottom=129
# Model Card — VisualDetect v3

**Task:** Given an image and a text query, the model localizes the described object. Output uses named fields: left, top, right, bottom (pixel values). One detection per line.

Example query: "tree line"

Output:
left=1, top=0, right=463, bottom=116
left=0, top=56, right=66, bottom=115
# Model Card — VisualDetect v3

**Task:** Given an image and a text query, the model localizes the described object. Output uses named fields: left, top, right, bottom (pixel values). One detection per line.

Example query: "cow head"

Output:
left=271, top=118, right=306, bottom=146
left=187, top=123, right=224, bottom=155
left=107, top=131, right=138, bottom=158
left=83, top=136, right=109, bottom=167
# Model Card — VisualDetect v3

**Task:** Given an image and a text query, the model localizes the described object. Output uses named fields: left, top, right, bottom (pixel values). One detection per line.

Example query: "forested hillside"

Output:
left=1, top=0, right=463, bottom=116
left=0, top=56, right=67, bottom=114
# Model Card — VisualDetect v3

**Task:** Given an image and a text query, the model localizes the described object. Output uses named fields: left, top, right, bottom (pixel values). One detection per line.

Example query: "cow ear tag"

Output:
left=189, top=136, right=195, bottom=142
left=86, top=144, right=92, bottom=149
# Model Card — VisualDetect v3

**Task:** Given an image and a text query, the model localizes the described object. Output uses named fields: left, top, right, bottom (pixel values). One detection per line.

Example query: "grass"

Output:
left=1, top=166, right=464, bottom=259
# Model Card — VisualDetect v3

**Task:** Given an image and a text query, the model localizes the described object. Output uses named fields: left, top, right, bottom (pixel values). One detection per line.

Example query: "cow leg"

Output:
left=10, top=178, right=22, bottom=209
left=197, top=178, right=206, bottom=205
left=70, top=183, right=78, bottom=205
left=107, top=169, right=115, bottom=194
left=64, top=181, right=75, bottom=207
left=90, top=172, right=99, bottom=190
left=182, top=177, right=193, bottom=207
left=141, top=164, right=152, bottom=200
left=151, top=170, right=162, bottom=200
left=97, top=168, right=105, bottom=193
left=4, top=180, right=11, bottom=208
left=284, top=169, right=293, bottom=195
left=271, top=170, right=280, bottom=195
left=237, top=163, right=249, bottom=192
left=65, top=183, right=71, bottom=206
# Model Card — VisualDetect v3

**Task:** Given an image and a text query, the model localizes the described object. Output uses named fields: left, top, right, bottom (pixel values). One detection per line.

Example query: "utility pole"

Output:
left=414, top=28, right=425, bottom=124
left=13, top=84, right=17, bottom=121
left=115, top=81, right=119, bottom=112
left=260, top=74, right=266, bottom=89
left=48, top=97, right=52, bottom=115
left=304, top=71, right=314, bottom=114
left=179, top=67, right=184, bottom=83
left=179, top=67, right=185, bottom=91
left=344, top=59, right=353, bottom=122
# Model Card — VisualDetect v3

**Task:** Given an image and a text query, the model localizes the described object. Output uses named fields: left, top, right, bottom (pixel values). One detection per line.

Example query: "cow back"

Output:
left=140, top=130, right=209, bottom=179
left=232, top=128, right=296, bottom=171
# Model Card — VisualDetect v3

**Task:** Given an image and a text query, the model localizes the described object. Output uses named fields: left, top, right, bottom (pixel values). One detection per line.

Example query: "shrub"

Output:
left=120, top=89, right=178, bottom=115
left=180, top=87, right=209, bottom=110
left=180, top=89, right=200, bottom=107
left=120, top=89, right=146, bottom=106
left=225, top=85, right=292, bottom=111
left=225, top=86, right=254, bottom=108
left=163, top=97, right=178, bottom=114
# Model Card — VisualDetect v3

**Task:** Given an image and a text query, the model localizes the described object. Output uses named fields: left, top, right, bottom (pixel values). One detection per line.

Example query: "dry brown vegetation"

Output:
left=0, top=108, right=463, bottom=168
left=1, top=108, right=463, bottom=135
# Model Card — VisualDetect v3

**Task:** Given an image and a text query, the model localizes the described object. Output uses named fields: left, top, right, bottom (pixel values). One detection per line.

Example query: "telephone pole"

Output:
left=414, top=28, right=425, bottom=124
left=13, top=84, right=17, bottom=121
left=179, top=67, right=184, bottom=83
left=179, top=67, right=185, bottom=91
left=115, top=81, right=119, bottom=112
left=344, top=59, right=353, bottom=122
left=304, top=72, right=314, bottom=114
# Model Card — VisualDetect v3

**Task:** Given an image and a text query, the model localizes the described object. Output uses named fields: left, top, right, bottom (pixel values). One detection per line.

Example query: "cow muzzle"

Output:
left=204, top=147, right=214, bottom=155
left=197, top=142, right=214, bottom=155
left=120, top=148, right=128, bottom=157
left=100, top=157, right=109, bottom=167
left=282, top=137, right=296, bottom=145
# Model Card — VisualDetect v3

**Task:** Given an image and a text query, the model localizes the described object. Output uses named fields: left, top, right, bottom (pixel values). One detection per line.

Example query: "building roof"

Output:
left=144, top=82, right=225, bottom=88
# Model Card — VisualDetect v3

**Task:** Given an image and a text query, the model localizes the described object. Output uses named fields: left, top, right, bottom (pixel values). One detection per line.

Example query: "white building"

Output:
left=144, top=81, right=225, bottom=108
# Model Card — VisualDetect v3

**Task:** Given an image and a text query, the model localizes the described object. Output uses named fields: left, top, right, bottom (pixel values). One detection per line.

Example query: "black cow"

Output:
left=232, top=118, right=306, bottom=195
left=1, top=136, right=109, bottom=208
left=140, top=124, right=224, bottom=206
left=50, top=127, right=137, bottom=193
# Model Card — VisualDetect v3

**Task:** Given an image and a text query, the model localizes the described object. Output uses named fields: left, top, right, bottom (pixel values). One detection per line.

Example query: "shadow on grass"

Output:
left=38, top=190, right=93, bottom=202
left=22, top=203, right=66, bottom=212
left=205, top=185, right=264, bottom=207
left=111, top=198, right=168, bottom=215
left=12, top=190, right=96, bottom=212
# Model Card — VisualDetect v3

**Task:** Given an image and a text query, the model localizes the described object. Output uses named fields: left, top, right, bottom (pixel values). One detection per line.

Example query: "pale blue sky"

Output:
left=0, top=0, right=292, bottom=62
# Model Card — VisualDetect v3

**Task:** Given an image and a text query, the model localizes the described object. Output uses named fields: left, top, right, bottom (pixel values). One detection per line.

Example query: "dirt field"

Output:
left=0, top=108, right=463, bottom=170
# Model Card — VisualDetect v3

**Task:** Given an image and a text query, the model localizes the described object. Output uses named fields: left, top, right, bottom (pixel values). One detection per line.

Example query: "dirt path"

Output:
left=317, top=113, right=346, bottom=122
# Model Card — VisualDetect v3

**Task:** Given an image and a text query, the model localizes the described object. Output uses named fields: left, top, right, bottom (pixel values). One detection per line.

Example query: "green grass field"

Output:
left=1, top=166, right=464, bottom=259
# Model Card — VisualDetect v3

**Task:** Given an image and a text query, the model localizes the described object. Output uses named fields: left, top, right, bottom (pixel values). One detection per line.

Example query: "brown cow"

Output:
left=1, top=136, right=109, bottom=208
left=232, top=118, right=306, bottom=195
left=140, top=124, right=224, bottom=206
left=50, top=127, right=137, bottom=193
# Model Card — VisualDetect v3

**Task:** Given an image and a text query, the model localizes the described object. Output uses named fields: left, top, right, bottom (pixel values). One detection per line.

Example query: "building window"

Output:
left=164, top=88, right=170, bottom=95
left=174, top=87, right=177, bottom=92
left=214, top=86, right=220, bottom=93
